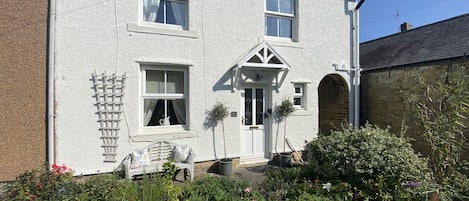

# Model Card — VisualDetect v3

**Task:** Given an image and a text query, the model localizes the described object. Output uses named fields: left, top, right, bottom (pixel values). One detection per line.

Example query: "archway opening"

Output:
left=318, top=74, right=349, bottom=135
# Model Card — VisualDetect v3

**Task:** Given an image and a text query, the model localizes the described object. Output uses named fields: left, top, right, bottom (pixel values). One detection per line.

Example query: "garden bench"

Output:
left=124, top=140, right=194, bottom=181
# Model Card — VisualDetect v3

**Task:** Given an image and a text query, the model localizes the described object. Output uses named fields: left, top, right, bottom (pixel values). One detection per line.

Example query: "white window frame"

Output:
left=140, top=66, right=188, bottom=131
left=293, top=84, right=305, bottom=109
left=140, top=0, right=188, bottom=30
left=265, top=0, right=296, bottom=39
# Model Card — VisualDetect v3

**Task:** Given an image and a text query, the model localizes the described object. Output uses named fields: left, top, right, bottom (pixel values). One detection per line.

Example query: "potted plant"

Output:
left=210, top=102, right=231, bottom=175
left=276, top=99, right=295, bottom=167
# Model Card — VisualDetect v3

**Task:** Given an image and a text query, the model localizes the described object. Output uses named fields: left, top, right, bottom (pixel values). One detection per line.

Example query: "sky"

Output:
left=359, top=0, right=469, bottom=42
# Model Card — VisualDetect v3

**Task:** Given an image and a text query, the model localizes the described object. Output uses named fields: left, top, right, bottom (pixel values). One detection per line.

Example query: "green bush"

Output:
left=307, top=124, right=429, bottom=200
left=262, top=167, right=353, bottom=201
left=181, top=176, right=265, bottom=201
left=1, top=164, right=76, bottom=201
left=1, top=162, right=181, bottom=201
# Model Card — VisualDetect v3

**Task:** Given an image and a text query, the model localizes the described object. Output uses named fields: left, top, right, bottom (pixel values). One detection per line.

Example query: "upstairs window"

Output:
left=265, top=0, right=295, bottom=38
left=142, top=0, right=187, bottom=28
left=293, top=84, right=305, bottom=109
left=142, top=67, right=188, bottom=128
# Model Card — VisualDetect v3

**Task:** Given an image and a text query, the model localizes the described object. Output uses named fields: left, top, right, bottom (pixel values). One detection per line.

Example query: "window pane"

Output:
left=166, top=1, right=186, bottom=26
left=265, top=16, right=278, bottom=36
left=256, top=89, right=264, bottom=125
left=155, top=0, right=165, bottom=23
left=168, top=99, right=186, bottom=125
left=294, top=97, right=302, bottom=106
left=146, top=70, right=165, bottom=94
left=266, top=0, right=278, bottom=12
left=167, top=71, right=184, bottom=93
left=143, top=99, right=165, bottom=126
left=279, top=0, right=293, bottom=14
left=245, top=88, right=253, bottom=125
left=279, top=18, right=292, bottom=38
left=143, top=0, right=161, bottom=22
left=295, top=87, right=301, bottom=94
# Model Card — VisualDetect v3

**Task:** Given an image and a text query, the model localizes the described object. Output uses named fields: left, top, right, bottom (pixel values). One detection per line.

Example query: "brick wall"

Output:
left=318, top=74, right=349, bottom=135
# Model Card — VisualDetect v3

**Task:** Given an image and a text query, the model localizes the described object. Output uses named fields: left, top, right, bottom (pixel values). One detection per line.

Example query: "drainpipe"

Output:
left=350, top=0, right=365, bottom=128
left=47, top=0, right=57, bottom=167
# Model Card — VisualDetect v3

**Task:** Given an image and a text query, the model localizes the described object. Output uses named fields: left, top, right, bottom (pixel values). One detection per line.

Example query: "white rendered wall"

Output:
left=53, top=0, right=353, bottom=175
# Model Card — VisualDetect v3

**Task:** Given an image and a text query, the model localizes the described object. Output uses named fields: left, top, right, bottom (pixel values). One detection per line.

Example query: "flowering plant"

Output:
left=1, top=164, right=75, bottom=201
left=51, top=163, right=73, bottom=175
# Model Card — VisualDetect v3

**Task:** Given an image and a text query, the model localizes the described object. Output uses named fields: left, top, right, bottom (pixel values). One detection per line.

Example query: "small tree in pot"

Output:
left=209, top=102, right=231, bottom=175
left=276, top=99, right=295, bottom=167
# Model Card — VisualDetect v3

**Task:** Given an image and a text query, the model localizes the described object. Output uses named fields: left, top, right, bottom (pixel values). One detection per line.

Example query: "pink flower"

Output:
left=51, top=163, right=72, bottom=175
left=244, top=187, right=251, bottom=193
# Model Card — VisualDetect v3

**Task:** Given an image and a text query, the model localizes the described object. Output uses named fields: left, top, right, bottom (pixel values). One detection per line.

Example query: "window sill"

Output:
left=127, top=23, right=198, bottom=38
left=292, top=109, right=314, bottom=116
left=260, top=36, right=303, bottom=49
left=131, top=128, right=198, bottom=142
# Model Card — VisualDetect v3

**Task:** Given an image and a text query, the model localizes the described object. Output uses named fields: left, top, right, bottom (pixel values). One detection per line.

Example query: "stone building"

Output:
left=0, top=1, right=49, bottom=181
left=360, top=14, right=469, bottom=153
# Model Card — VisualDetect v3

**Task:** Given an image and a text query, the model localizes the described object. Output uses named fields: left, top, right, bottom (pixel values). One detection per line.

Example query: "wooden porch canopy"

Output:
left=232, top=41, right=291, bottom=92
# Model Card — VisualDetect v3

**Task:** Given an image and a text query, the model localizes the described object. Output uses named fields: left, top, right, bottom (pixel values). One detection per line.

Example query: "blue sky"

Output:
left=359, top=0, right=469, bottom=42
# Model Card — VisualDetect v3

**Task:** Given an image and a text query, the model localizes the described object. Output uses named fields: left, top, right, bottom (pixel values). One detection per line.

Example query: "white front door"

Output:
left=241, top=87, right=269, bottom=162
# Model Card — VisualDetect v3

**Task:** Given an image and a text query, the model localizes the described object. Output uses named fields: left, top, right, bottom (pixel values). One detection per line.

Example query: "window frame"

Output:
left=293, top=83, right=305, bottom=109
left=264, top=0, right=296, bottom=39
left=140, top=66, right=189, bottom=130
left=140, top=0, right=189, bottom=30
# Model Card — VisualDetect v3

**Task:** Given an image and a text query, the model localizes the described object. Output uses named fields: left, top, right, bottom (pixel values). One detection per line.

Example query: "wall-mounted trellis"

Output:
left=92, top=71, right=126, bottom=162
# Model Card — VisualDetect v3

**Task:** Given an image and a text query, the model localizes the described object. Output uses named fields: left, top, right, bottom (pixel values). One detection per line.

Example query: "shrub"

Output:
left=1, top=164, right=76, bottom=201
left=307, top=124, right=429, bottom=200
left=181, top=176, right=264, bottom=201
left=402, top=65, right=469, bottom=200
left=1, top=161, right=182, bottom=201
left=262, top=167, right=353, bottom=201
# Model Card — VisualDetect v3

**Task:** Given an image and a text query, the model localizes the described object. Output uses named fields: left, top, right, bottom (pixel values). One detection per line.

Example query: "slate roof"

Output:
left=360, top=13, right=469, bottom=70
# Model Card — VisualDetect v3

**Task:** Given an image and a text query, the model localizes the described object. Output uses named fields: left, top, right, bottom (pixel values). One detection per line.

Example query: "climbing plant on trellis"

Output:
left=92, top=70, right=126, bottom=162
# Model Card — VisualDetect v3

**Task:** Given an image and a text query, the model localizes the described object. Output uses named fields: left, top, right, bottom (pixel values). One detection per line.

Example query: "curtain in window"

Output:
left=172, top=99, right=186, bottom=124
left=143, top=0, right=160, bottom=22
left=144, top=99, right=158, bottom=126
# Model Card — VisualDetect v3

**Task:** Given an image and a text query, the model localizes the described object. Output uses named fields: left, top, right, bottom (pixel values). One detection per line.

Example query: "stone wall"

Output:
left=0, top=1, right=48, bottom=181
left=360, top=58, right=469, bottom=156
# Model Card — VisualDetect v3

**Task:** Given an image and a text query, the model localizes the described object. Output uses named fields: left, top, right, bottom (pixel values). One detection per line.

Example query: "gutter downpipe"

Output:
left=351, top=0, right=364, bottom=128
left=47, top=0, right=57, bottom=168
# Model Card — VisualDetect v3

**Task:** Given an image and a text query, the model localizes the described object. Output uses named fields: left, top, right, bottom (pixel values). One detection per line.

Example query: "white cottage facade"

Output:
left=50, top=0, right=356, bottom=175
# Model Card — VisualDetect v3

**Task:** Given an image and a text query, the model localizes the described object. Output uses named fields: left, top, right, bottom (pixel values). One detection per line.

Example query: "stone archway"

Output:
left=318, top=74, right=349, bottom=135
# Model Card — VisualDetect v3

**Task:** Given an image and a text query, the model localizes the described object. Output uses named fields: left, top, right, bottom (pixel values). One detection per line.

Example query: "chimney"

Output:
left=400, top=22, right=412, bottom=32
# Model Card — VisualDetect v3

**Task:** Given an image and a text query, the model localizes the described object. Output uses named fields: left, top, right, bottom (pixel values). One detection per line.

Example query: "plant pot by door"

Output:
left=279, top=153, right=292, bottom=167
left=219, top=158, right=233, bottom=176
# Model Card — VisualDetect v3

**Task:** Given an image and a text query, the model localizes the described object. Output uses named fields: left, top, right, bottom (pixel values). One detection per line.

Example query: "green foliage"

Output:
left=162, top=161, right=181, bottom=200
left=402, top=65, right=469, bottom=199
left=210, top=102, right=229, bottom=122
left=76, top=174, right=139, bottom=201
left=210, top=102, right=230, bottom=159
left=262, top=167, right=353, bottom=201
left=181, top=176, right=265, bottom=201
left=276, top=99, right=295, bottom=120
left=307, top=124, right=429, bottom=200
left=1, top=162, right=183, bottom=201
left=1, top=164, right=75, bottom=201
left=276, top=99, right=295, bottom=152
